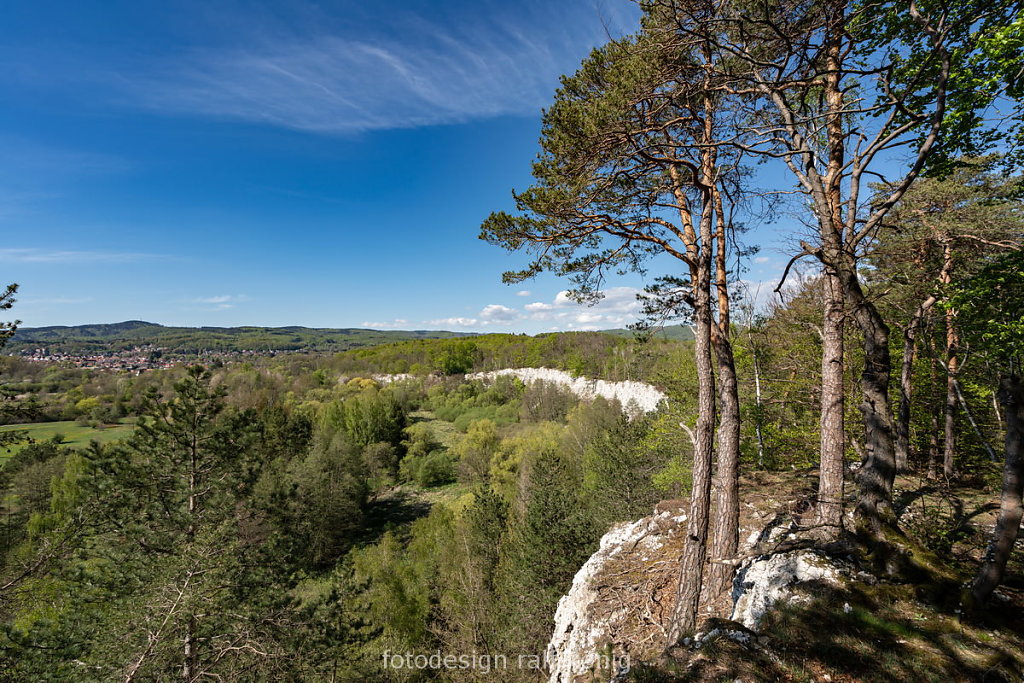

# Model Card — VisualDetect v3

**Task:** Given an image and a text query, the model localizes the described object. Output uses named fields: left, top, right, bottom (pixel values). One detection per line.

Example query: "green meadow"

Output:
left=0, top=420, right=136, bottom=463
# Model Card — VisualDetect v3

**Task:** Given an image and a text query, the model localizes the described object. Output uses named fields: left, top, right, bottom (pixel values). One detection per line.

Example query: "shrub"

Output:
left=416, top=451, right=457, bottom=487
left=400, top=450, right=457, bottom=488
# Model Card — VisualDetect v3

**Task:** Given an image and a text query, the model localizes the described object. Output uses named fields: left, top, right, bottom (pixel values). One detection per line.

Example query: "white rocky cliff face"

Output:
left=545, top=513, right=851, bottom=683
left=369, top=368, right=667, bottom=416
left=545, top=507, right=687, bottom=683
left=729, top=550, right=849, bottom=629
left=468, top=368, right=667, bottom=415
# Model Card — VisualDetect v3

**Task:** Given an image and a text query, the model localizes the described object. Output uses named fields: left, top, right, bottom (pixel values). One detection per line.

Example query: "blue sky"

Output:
left=0, top=0, right=789, bottom=333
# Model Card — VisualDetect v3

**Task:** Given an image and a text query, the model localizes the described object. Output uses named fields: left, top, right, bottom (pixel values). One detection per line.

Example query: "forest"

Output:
left=2, top=0, right=1024, bottom=680
left=5, top=321, right=473, bottom=356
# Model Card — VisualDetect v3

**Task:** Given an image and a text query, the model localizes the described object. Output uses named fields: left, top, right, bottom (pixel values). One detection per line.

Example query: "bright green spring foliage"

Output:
left=2, top=366, right=300, bottom=680
left=946, top=248, right=1024, bottom=366
left=850, top=0, right=1024, bottom=175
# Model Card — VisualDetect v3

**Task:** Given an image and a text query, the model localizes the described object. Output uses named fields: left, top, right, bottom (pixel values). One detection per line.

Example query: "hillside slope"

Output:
left=7, top=321, right=475, bottom=355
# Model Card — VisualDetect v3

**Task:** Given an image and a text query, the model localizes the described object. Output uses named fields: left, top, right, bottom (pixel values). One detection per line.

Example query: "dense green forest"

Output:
left=0, top=336, right=690, bottom=680
left=0, top=270, right=1021, bottom=679
left=2, top=0, right=1024, bottom=680
left=6, top=321, right=474, bottom=355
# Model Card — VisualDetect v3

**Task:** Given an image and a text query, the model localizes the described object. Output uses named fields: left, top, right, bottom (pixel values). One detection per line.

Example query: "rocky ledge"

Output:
left=546, top=505, right=857, bottom=683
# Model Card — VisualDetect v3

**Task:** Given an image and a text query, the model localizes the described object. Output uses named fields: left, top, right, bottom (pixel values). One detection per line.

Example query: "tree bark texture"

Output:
left=814, top=15, right=850, bottom=536
left=707, top=185, right=740, bottom=605
left=844, top=265, right=898, bottom=533
left=708, top=327, right=740, bottom=602
left=968, top=375, right=1024, bottom=607
left=667, top=68, right=725, bottom=643
left=944, top=321, right=960, bottom=477
left=816, top=269, right=846, bottom=533
left=667, top=263, right=716, bottom=643
left=896, top=298, right=937, bottom=471
left=942, top=240, right=959, bottom=477
left=928, top=355, right=941, bottom=479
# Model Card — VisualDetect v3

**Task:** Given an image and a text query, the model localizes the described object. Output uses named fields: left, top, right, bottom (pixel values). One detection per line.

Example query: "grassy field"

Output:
left=0, top=420, right=136, bottom=463
left=408, top=410, right=462, bottom=449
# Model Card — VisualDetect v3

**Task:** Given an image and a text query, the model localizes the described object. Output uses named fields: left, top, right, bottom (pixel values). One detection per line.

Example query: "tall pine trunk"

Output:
left=667, top=259, right=716, bottom=642
left=943, top=319, right=960, bottom=477
left=823, top=16, right=899, bottom=529
left=818, top=11, right=899, bottom=537
left=941, top=240, right=958, bottom=477
left=183, top=616, right=197, bottom=681
left=708, top=331, right=739, bottom=600
left=896, top=298, right=936, bottom=471
left=816, top=269, right=846, bottom=533
left=896, top=332, right=915, bottom=473
left=751, top=342, right=766, bottom=468
left=928, top=354, right=941, bottom=480
left=814, top=16, right=848, bottom=537
left=707, top=187, right=740, bottom=604
left=667, top=68, right=724, bottom=642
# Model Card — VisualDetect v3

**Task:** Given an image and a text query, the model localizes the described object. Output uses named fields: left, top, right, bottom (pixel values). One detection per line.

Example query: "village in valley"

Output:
left=15, top=344, right=301, bottom=372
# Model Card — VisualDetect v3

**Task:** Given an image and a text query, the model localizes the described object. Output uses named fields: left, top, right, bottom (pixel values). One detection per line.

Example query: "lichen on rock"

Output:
left=729, top=549, right=850, bottom=630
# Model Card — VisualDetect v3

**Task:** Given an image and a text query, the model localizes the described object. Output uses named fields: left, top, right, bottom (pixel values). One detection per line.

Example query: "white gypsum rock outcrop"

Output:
left=546, top=507, right=687, bottom=683
left=362, top=369, right=667, bottom=416
left=545, top=508, right=856, bottom=682
left=729, top=550, right=850, bottom=630
left=369, top=373, right=414, bottom=384
left=468, top=368, right=667, bottom=416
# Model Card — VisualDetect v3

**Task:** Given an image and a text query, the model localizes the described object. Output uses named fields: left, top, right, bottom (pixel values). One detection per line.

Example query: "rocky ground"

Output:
left=545, top=470, right=1024, bottom=683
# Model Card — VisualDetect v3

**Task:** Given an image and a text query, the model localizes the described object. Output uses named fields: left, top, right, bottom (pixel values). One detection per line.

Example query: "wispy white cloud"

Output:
left=423, top=286, right=645, bottom=332
left=0, top=248, right=162, bottom=263
left=520, top=287, right=643, bottom=328
left=355, top=284, right=649, bottom=333
left=129, top=38, right=547, bottom=132
left=479, top=304, right=517, bottom=323
left=426, top=317, right=479, bottom=328
left=361, top=319, right=411, bottom=329
left=515, top=290, right=531, bottom=297
left=193, top=294, right=249, bottom=310
left=99, top=3, right=640, bottom=134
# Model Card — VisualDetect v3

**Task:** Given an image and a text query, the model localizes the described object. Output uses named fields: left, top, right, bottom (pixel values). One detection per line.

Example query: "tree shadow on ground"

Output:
left=355, top=488, right=432, bottom=547
left=628, top=578, right=1024, bottom=682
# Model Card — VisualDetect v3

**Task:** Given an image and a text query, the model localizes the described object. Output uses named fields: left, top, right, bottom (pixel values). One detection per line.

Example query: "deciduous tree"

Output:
left=948, top=249, right=1024, bottom=609
left=871, top=159, right=1023, bottom=474
left=654, top=0, right=1023, bottom=542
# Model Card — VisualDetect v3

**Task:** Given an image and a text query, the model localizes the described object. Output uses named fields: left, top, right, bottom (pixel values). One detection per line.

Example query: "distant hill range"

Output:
left=6, top=321, right=475, bottom=356
left=5, top=320, right=694, bottom=358
left=601, top=324, right=695, bottom=341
